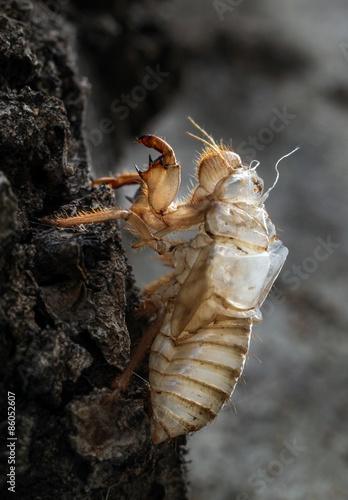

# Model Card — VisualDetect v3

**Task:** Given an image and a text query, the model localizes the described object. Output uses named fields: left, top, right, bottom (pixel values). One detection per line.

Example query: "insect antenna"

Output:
left=187, top=131, right=214, bottom=149
left=187, top=116, right=227, bottom=164
left=187, top=117, right=218, bottom=146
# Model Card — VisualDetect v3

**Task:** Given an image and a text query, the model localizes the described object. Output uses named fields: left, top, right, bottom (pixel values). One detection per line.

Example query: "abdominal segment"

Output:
left=149, top=310, right=252, bottom=444
left=148, top=226, right=287, bottom=443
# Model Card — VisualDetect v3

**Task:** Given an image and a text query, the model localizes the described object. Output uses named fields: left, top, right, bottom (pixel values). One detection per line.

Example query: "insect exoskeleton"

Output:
left=42, top=119, right=289, bottom=444
left=144, top=145, right=287, bottom=444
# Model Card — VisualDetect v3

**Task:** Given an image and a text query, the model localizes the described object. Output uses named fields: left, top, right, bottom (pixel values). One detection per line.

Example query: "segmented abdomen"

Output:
left=149, top=315, right=251, bottom=444
left=147, top=200, right=288, bottom=444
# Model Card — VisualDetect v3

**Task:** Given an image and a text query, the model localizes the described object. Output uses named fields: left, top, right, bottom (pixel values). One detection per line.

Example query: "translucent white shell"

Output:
left=147, top=166, right=288, bottom=443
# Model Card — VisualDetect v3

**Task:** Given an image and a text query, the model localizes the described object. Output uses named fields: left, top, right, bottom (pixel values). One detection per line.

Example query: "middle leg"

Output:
left=42, top=208, right=169, bottom=254
left=92, top=171, right=141, bottom=189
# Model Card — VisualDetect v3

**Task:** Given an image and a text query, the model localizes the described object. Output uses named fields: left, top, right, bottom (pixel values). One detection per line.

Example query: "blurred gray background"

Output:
left=79, top=1, right=348, bottom=498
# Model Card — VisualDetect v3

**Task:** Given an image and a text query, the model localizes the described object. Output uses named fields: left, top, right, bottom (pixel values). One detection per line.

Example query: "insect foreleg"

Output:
left=106, top=308, right=166, bottom=403
left=92, top=135, right=177, bottom=191
left=136, top=135, right=176, bottom=166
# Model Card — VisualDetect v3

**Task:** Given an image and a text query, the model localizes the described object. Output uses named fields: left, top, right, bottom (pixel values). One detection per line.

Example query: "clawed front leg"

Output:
left=91, top=135, right=176, bottom=190
left=136, top=135, right=177, bottom=166
left=134, top=135, right=181, bottom=214
left=91, top=134, right=181, bottom=216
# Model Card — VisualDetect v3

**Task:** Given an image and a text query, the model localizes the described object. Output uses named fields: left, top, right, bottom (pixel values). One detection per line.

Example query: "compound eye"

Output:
left=198, top=150, right=241, bottom=193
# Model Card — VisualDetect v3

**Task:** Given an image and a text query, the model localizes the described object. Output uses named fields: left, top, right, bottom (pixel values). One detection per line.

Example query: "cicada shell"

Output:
left=44, top=120, right=289, bottom=444
left=147, top=170, right=287, bottom=443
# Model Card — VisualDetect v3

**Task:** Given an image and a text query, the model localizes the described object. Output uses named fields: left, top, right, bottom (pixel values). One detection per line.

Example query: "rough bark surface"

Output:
left=0, top=2, right=186, bottom=499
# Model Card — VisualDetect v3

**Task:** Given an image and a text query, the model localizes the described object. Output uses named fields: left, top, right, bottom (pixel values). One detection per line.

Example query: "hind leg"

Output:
left=106, top=307, right=165, bottom=403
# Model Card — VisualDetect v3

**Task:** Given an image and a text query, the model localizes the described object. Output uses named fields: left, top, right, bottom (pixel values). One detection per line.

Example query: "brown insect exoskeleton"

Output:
left=43, top=119, right=290, bottom=444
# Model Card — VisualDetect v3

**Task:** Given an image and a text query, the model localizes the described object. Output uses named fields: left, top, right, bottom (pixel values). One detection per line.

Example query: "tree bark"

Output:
left=0, top=1, right=186, bottom=498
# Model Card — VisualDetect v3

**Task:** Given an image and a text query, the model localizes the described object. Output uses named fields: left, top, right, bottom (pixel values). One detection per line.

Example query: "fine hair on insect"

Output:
left=43, top=118, right=295, bottom=444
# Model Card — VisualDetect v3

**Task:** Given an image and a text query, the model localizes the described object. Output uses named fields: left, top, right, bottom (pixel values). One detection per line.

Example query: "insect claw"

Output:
left=136, top=135, right=177, bottom=165
left=149, top=154, right=153, bottom=165
left=134, top=164, right=144, bottom=179
left=125, top=186, right=142, bottom=204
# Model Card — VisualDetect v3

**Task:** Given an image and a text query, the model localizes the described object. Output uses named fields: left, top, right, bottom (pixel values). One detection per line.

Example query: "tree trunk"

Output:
left=0, top=1, right=186, bottom=498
